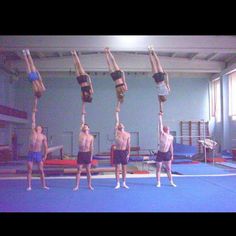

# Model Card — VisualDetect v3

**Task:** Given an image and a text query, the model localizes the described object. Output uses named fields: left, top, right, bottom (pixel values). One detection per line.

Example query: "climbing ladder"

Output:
left=180, top=121, right=210, bottom=153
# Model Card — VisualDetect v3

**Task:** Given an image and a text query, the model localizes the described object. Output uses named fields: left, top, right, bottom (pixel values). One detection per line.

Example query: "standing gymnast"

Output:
left=113, top=109, right=131, bottom=189
left=148, top=46, right=170, bottom=113
left=156, top=112, right=176, bottom=187
left=22, top=49, right=46, bottom=98
left=27, top=96, right=49, bottom=191
left=73, top=102, right=94, bottom=191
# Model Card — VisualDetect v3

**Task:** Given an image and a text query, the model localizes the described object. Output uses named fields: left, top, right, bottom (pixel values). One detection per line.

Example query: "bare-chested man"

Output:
left=156, top=112, right=176, bottom=187
left=73, top=102, right=94, bottom=191
left=113, top=103, right=131, bottom=189
left=27, top=96, right=49, bottom=191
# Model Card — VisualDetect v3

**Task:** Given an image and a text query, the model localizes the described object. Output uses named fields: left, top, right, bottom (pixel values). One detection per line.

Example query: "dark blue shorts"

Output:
left=27, top=152, right=43, bottom=163
left=28, top=72, right=39, bottom=82
left=156, top=150, right=171, bottom=162
left=77, top=152, right=92, bottom=165
left=113, top=150, right=128, bottom=165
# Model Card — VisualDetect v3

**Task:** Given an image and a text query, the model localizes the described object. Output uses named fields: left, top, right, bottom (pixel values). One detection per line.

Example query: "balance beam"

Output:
left=47, top=145, right=63, bottom=159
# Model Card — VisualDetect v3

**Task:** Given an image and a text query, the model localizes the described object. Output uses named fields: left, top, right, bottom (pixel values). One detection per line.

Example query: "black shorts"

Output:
left=111, top=70, right=123, bottom=81
left=156, top=150, right=171, bottom=162
left=77, top=75, right=88, bottom=85
left=77, top=152, right=92, bottom=165
left=113, top=150, right=128, bottom=165
left=153, top=72, right=165, bottom=83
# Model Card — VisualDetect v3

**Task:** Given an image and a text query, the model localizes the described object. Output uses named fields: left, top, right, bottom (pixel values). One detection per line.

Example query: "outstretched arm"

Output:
left=115, top=109, right=120, bottom=137
left=32, top=97, right=38, bottom=130
left=159, top=112, right=164, bottom=135
left=81, top=102, right=86, bottom=128
left=87, top=75, right=94, bottom=94
left=122, top=71, right=128, bottom=91
left=165, top=72, right=170, bottom=91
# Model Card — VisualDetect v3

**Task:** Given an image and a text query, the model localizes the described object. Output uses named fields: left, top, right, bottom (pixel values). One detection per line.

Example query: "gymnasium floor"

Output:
left=1, top=161, right=236, bottom=212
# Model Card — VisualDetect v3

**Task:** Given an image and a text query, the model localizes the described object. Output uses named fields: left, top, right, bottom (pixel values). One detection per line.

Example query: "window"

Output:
left=229, top=72, right=236, bottom=121
left=211, top=78, right=221, bottom=122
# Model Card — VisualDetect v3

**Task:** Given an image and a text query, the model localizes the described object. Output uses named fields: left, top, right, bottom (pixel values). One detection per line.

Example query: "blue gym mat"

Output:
left=1, top=175, right=236, bottom=212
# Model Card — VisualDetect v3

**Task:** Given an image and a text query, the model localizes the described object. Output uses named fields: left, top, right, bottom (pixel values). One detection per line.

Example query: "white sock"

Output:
left=73, top=186, right=79, bottom=191
left=26, top=187, right=32, bottom=191
left=26, top=49, right=30, bottom=55
left=156, top=182, right=161, bottom=188
left=170, top=181, right=177, bottom=187
left=123, top=182, right=129, bottom=189
left=89, top=185, right=94, bottom=191
left=115, top=182, right=120, bottom=189
left=22, top=50, right=27, bottom=56
left=43, top=186, right=50, bottom=190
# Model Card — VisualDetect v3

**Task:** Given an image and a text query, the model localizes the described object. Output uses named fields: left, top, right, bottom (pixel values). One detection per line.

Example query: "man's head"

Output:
left=117, top=123, right=125, bottom=131
left=81, top=123, right=90, bottom=132
left=35, top=125, right=43, bottom=133
left=163, top=126, right=170, bottom=134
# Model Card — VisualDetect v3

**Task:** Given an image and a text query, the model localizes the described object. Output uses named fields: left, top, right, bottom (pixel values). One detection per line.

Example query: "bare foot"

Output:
left=73, top=186, right=79, bottom=191
left=122, top=183, right=129, bottom=189
left=89, top=186, right=94, bottom=191
left=115, top=183, right=120, bottom=189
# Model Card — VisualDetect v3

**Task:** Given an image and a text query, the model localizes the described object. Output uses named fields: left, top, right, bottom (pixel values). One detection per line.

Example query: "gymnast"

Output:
left=104, top=47, right=128, bottom=107
left=27, top=96, right=49, bottom=191
left=22, top=49, right=46, bottom=98
left=113, top=106, right=131, bottom=189
left=148, top=46, right=170, bottom=113
left=71, top=50, right=94, bottom=103
left=73, top=102, right=94, bottom=191
left=156, top=112, right=176, bottom=187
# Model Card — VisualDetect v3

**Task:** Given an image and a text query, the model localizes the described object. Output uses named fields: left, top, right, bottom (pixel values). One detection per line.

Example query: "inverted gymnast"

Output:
left=148, top=46, right=170, bottom=113
left=27, top=96, right=49, bottom=191
left=104, top=47, right=128, bottom=108
left=71, top=50, right=94, bottom=103
left=156, top=112, right=176, bottom=187
left=113, top=108, right=131, bottom=189
left=22, top=49, right=46, bottom=98
left=73, top=103, right=94, bottom=191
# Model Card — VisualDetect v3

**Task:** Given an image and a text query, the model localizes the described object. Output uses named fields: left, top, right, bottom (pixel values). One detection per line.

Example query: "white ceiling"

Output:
left=1, top=36, right=236, bottom=78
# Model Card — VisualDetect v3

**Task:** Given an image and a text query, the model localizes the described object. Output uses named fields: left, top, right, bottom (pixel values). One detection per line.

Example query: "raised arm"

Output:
left=80, top=102, right=86, bottom=129
left=42, top=136, right=48, bottom=161
left=32, top=97, right=38, bottom=130
left=159, top=112, right=164, bottom=135
left=115, top=111, right=120, bottom=137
